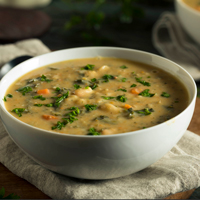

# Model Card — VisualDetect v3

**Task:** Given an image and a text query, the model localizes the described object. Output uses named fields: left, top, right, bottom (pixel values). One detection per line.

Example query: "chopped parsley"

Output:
left=16, top=86, right=32, bottom=95
left=7, top=94, right=13, bottom=98
left=40, top=75, right=52, bottom=82
left=91, top=78, right=97, bottom=82
left=52, top=121, right=66, bottom=130
left=101, top=96, right=115, bottom=100
left=116, top=95, right=127, bottom=102
left=135, top=108, right=154, bottom=115
left=87, top=127, right=101, bottom=136
left=120, top=65, right=127, bottom=69
left=135, top=77, right=150, bottom=86
left=33, top=95, right=46, bottom=101
left=52, top=107, right=80, bottom=130
left=117, top=88, right=127, bottom=92
left=74, top=84, right=81, bottom=89
left=121, top=78, right=127, bottom=82
left=102, top=74, right=115, bottom=82
left=45, top=103, right=54, bottom=107
left=161, top=92, right=170, bottom=98
left=52, top=91, right=69, bottom=107
left=12, top=108, right=27, bottom=117
left=139, top=89, right=155, bottom=97
left=89, top=82, right=98, bottom=90
left=130, top=84, right=137, bottom=87
left=34, top=104, right=43, bottom=107
left=85, top=104, right=98, bottom=111
left=81, top=64, right=94, bottom=70
left=2, top=94, right=12, bottom=102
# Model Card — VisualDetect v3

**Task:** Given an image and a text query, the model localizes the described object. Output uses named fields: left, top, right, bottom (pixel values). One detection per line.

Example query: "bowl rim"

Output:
left=0, top=46, right=197, bottom=138
left=176, top=0, right=200, bottom=16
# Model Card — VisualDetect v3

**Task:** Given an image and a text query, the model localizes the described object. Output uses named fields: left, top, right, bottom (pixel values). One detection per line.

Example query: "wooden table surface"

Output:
left=1, top=98, right=200, bottom=199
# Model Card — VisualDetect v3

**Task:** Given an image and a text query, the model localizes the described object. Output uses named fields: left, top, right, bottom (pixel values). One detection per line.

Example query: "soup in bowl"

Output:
left=0, top=47, right=196, bottom=179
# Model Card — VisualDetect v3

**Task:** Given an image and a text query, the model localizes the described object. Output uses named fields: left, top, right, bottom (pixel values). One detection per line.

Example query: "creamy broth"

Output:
left=182, top=0, right=200, bottom=11
left=4, top=57, right=189, bottom=135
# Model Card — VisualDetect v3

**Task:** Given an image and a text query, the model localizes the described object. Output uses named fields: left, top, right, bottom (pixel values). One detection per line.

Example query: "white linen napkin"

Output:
left=0, top=39, right=200, bottom=199
left=152, top=12, right=200, bottom=81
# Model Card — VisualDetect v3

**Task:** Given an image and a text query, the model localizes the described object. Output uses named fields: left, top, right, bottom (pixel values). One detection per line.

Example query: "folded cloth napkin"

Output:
left=152, top=12, right=200, bottom=81
left=1, top=39, right=200, bottom=199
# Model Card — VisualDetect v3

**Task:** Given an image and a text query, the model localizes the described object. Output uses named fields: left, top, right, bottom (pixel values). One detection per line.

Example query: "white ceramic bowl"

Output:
left=175, top=0, right=200, bottom=45
left=0, top=47, right=196, bottom=180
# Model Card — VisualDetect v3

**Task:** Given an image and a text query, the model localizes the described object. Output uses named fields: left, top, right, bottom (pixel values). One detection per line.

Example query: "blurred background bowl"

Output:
left=175, top=0, right=200, bottom=45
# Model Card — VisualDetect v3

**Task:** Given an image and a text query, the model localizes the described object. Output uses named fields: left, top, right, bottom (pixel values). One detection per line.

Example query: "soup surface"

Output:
left=4, top=57, right=189, bottom=135
left=182, top=0, right=200, bottom=11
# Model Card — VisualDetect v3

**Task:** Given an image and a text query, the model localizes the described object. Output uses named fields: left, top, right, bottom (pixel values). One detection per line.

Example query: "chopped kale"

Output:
left=12, top=108, right=27, bottom=117
left=85, top=104, right=98, bottom=111
left=81, top=64, right=94, bottom=70
left=120, top=65, right=127, bottom=69
left=139, top=89, right=155, bottom=97
left=40, top=75, right=52, bottom=82
left=117, top=88, right=127, bottom=92
left=130, top=84, right=137, bottom=87
left=101, top=96, right=115, bottom=100
left=74, top=84, right=81, bottom=89
left=87, top=127, right=101, bottom=136
left=135, top=77, right=150, bottom=86
left=34, top=104, right=43, bottom=107
left=33, top=95, right=46, bottom=101
left=161, top=92, right=170, bottom=98
left=116, top=95, right=127, bottom=102
left=16, top=86, right=32, bottom=95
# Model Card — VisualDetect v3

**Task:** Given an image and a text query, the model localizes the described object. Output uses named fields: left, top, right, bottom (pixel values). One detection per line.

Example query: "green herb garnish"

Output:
left=101, top=96, right=115, bottom=100
left=102, top=74, right=115, bottom=82
left=85, top=104, right=98, bottom=111
left=74, top=84, right=81, bottom=89
left=121, top=78, right=127, bottom=82
left=17, top=86, right=32, bottom=95
left=52, top=121, right=66, bottom=130
left=120, top=65, right=127, bottom=69
left=34, top=104, right=43, bottom=107
left=130, top=84, right=137, bottom=87
left=91, top=78, right=97, bottom=82
left=2, top=93, right=12, bottom=101
left=12, top=108, right=26, bottom=117
left=135, top=77, right=150, bottom=86
left=52, top=91, right=69, bottom=107
left=135, top=108, right=154, bottom=115
left=161, top=92, right=170, bottom=98
left=81, top=64, right=94, bottom=70
left=87, top=127, right=101, bottom=136
left=116, top=95, right=127, bottom=102
left=139, top=89, right=155, bottom=97
left=45, top=103, right=54, bottom=107
left=40, top=74, right=52, bottom=82
left=33, top=95, right=46, bottom=101
left=90, top=83, right=98, bottom=90
left=117, top=88, right=127, bottom=92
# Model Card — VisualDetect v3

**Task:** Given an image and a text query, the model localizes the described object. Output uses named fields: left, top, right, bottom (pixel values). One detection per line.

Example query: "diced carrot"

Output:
left=196, top=6, right=200, bottom=11
left=42, top=115, right=58, bottom=120
left=124, top=104, right=132, bottom=109
left=37, top=89, right=50, bottom=95
left=130, top=88, right=142, bottom=94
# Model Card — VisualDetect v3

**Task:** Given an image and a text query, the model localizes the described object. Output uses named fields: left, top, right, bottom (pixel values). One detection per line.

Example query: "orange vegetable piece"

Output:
left=37, top=89, right=50, bottom=95
left=196, top=6, right=200, bottom=11
left=124, top=104, right=132, bottom=109
left=42, top=115, right=58, bottom=120
left=130, top=88, right=142, bottom=94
